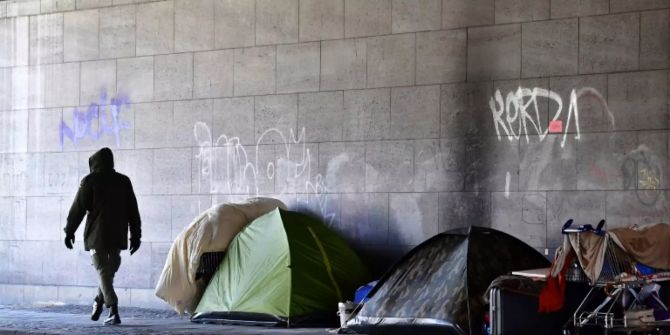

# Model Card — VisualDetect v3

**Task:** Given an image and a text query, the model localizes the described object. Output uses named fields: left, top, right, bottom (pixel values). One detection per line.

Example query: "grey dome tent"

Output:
left=346, top=226, right=550, bottom=335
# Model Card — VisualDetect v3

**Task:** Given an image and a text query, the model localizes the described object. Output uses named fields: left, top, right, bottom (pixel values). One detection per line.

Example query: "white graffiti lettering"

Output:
left=490, top=87, right=613, bottom=147
left=193, top=122, right=334, bottom=224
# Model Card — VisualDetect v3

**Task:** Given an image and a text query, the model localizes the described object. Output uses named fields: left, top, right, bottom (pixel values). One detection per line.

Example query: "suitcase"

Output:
left=489, top=280, right=594, bottom=335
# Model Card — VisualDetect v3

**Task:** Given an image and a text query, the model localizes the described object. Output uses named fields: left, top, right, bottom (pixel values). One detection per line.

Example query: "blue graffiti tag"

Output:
left=59, top=90, right=131, bottom=148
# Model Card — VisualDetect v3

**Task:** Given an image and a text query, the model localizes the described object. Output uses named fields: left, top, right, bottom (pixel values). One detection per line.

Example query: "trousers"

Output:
left=91, top=249, right=121, bottom=307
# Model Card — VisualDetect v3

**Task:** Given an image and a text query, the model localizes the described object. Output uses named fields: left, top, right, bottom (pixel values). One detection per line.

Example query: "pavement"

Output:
left=0, top=305, right=342, bottom=335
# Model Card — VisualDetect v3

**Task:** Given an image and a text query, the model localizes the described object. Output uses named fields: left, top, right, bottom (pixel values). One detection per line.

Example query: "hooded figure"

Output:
left=64, top=147, right=141, bottom=325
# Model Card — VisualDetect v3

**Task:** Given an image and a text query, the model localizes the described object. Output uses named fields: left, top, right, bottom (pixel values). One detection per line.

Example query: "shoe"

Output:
left=103, top=305, right=121, bottom=325
left=91, top=301, right=104, bottom=321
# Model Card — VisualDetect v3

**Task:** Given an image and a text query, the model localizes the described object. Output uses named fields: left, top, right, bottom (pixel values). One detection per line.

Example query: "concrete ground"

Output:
left=0, top=305, right=341, bottom=335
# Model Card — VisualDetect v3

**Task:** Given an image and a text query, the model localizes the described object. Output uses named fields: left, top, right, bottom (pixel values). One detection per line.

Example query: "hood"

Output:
left=89, top=147, right=115, bottom=173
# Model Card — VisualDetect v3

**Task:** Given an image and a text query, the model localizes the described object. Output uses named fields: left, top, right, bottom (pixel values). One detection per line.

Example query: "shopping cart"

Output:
left=561, top=221, right=670, bottom=335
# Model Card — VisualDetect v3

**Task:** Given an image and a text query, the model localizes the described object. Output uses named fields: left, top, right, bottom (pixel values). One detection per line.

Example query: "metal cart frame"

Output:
left=563, top=230, right=670, bottom=335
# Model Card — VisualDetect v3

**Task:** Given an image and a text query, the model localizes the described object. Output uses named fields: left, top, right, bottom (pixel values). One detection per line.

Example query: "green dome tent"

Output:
left=191, top=208, right=371, bottom=327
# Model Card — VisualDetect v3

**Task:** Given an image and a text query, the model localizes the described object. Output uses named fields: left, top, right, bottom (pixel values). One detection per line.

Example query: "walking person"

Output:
left=64, top=147, right=142, bottom=325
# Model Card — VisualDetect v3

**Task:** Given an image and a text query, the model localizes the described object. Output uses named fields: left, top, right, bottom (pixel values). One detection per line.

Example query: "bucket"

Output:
left=337, top=301, right=355, bottom=328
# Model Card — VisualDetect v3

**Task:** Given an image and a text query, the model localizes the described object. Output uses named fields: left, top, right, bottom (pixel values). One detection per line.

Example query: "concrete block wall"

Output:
left=0, top=0, right=668, bottom=309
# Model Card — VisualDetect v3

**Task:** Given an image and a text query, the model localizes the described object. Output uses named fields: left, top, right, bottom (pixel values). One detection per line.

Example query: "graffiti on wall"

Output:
left=622, top=145, right=662, bottom=206
left=0, top=198, right=26, bottom=240
left=490, top=87, right=613, bottom=147
left=193, top=122, right=335, bottom=224
left=0, top=154, right=31, bottom=197
left=59, top=90, right=131, bottom=149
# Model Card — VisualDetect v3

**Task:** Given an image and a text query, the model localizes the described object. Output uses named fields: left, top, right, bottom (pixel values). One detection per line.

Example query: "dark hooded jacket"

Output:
left=64, top=148, right=141, bottom=251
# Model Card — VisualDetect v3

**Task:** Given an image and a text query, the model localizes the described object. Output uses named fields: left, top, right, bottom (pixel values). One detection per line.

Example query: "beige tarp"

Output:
left=154, top=197, right=287, bottom=314
left=551, top=223, right=670, bottom=283
left=610, top=223, right=670, bottom=270
left=551, top=232, right=609, bottom=282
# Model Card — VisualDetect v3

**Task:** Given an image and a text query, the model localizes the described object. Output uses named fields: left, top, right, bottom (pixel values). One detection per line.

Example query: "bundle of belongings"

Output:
left=540, top=222, right=670, bottom=322
left=154, top=197, right=287, bottom=314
